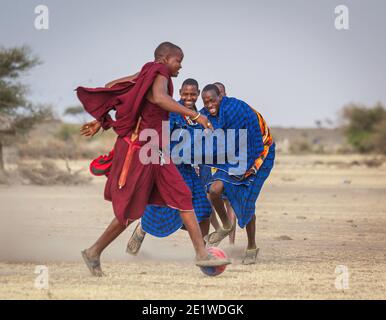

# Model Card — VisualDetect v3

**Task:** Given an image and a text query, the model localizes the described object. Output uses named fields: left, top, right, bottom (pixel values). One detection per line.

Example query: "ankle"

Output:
left=223, top=221, right=233, bottom=230
left=138, top=225, right=145, bottom=236
left=86, top=247, right=100, bottom=258
left=247, top=244, right=257, bottom=250
left=196, top=248, right=208, bottom=260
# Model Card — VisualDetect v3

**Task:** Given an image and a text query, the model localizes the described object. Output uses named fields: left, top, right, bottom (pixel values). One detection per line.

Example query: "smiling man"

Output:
left=199, top=84, right=275, bottom=264
left=207, top=81, right=237, bottom=245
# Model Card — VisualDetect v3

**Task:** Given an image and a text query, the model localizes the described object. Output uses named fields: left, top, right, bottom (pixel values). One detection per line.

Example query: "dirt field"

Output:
left=0, top=154, right=385, bottom=299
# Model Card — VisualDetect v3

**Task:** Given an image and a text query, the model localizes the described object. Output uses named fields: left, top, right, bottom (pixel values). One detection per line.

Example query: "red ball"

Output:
left=200, top=247, right=228, bottom=276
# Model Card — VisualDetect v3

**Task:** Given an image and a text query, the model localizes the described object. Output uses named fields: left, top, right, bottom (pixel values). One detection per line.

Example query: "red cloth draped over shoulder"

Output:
left=76, top=61, right=173, bottom=137
left=75, top=62, right=193, bottom=226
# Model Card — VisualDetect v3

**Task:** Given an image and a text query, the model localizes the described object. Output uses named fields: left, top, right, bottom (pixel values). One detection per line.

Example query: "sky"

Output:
left=1, top=0, right=385, bottom=127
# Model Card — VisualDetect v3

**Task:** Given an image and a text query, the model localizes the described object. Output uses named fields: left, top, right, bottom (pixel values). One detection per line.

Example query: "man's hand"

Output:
left=80, top=120, right=102, bottom=137
left=195, top=114, right=213, bottom=131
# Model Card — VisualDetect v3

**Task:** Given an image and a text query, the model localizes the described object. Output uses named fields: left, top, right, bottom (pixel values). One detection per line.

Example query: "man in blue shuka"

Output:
left=199, top=84, right=275, bottom=264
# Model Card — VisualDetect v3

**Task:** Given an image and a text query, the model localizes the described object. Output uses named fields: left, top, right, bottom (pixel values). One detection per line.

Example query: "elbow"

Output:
left=152, top=93, right=166, bottom=106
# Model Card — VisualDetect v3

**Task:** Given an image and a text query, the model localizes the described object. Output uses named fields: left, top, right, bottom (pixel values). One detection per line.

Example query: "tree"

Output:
left=341, top=102, right=386, bottom=154
left=64, top=105, right=87, bottom=122
left=315, top=120, right=323, bottom=129
left=0, top=46, right=53, bottom=175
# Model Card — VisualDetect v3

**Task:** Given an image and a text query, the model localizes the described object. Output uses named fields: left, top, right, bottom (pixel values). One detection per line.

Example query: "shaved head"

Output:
left=154, top=42, right=183, bottom=60
left=202, top=84, right=220, bottom=96
left=213, top=82, right=226, bottom=96
left=182, top=78, right=199, bottom=90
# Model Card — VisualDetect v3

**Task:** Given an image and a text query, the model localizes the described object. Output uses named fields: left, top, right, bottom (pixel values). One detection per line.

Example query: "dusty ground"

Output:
left=0, top=154, right=385, bottom=299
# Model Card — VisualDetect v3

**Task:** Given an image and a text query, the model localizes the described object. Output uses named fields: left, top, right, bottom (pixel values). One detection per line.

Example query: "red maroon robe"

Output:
left=76, top=62, right=193, bottom=225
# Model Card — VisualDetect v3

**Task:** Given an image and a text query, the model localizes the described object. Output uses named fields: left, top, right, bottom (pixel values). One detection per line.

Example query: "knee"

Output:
left=248, top=214, right=256, bottom=225
left=208, top=183, right=223, bottom=198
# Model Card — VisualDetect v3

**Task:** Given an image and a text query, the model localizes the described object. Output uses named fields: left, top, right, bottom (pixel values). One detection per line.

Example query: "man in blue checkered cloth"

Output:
left=199, top=84, right=275, bottom=265
left=126, top=78, right=212, bottom=255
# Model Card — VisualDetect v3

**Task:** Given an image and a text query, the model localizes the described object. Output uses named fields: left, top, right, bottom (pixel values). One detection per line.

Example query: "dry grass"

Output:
left=0, top=154, right=385, bottom=299
left=17, top=160, right=91, bottom=185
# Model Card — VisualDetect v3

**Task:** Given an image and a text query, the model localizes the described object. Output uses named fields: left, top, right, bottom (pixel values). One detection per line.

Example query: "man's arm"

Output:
left=149, top=75, right=196, bottom=116
left=105, top=72, right=139, bottom=88
left=149, top=75, right=213, bottom=130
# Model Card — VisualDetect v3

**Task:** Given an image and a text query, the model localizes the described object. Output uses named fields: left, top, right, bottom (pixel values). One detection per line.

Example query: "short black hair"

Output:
left=202, top=84, right=220, bottom=96
left=181, top=78, right=199, bottom=90
left=154, top=42, right=182, bottom=60
left=213, top=82, right=225, bottom=91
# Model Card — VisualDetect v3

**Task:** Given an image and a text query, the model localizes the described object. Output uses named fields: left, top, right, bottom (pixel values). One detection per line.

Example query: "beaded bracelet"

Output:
left=191, top=112, right=201, bottom=121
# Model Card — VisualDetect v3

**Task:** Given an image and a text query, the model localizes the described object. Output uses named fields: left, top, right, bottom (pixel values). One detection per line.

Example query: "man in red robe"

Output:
left=76, top=42, right=231, bottom=276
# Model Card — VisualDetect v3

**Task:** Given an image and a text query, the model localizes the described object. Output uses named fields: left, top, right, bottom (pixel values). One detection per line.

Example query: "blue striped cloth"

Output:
left=141, top=105, right=212, bottom=237
left=204, top=144, right=275, bottom=228
left=199, top=97, right=275, bottom=228
left=198, top=96, right=265, bottom=175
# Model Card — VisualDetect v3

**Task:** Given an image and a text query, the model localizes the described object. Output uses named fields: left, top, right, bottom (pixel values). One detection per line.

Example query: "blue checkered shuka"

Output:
left=199, top=96, right=276, bottom=228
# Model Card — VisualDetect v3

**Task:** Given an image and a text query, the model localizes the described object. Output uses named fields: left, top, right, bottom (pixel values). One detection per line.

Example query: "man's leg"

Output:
left=225, top=200, right=236, bottom=244
left=207, top=194, right=221, bottom=231
left=242, top=214, right=259, bottom=265
left=126, top=215, right=213, bottom=256
left=206, top=181, right=235, bottom=246
left=199, top=218, right=210, bottom=240
left=208, top=181, right=232, bottom=229
left=82, top=217, right=132, bottom=276
left=210, top=212, right=221, bottom=231
left=245, top=214, right=257, bottom=250
left=179, top=210, right=208, bottom=259
left=156, top=164, right=230, bottom=267
left=179, top=210, right=231, bottom=266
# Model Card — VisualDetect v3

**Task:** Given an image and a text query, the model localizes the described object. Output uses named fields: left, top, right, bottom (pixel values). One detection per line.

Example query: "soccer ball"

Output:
left=200, top=247, right=228, bottom=276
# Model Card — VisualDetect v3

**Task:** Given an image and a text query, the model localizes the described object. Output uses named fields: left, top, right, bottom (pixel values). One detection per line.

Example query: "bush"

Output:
left=17, top=139, right=97, bottom=159
left=372, top=118, right=386, bottom=154
left=341, top=103, right=386, bottom=154
left=17, top=160, right=91, bottom=185
left=289, top=140, right=312, bottom=154
left=55, top=124, right=80, bottom=142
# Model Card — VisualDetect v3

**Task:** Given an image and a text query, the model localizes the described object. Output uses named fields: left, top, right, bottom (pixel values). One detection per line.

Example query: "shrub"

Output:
left=17, top=160, right=91, bottom=185
left=341, top=103, right=386, bottom=154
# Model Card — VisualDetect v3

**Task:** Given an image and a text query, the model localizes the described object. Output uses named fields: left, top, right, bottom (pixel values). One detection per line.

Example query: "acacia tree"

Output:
left=0, top=46, right=52, bottom=175
left=64, top=105, right=87, bottom=123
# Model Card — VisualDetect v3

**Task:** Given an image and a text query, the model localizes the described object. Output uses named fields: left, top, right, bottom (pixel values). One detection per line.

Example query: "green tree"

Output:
left=341, top=102, right=386, bottom=154
left=64, top=105, right=87, bottom=122
left=0, top=46, right=52, bottom=175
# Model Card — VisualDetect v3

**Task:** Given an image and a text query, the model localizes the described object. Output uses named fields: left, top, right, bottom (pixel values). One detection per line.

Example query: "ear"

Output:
left=159, top=56, right=168, bottom=64
left=197, top=89, right=201, bottom=96
left=179, top=88, right=182, bottom=96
